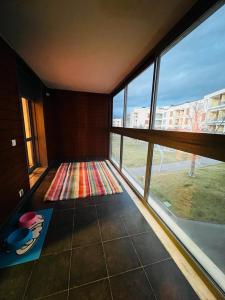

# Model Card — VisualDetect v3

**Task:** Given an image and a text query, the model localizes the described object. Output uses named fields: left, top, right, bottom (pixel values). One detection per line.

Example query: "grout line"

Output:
left=69, top=276, right=109, bottom=291
left=32, top=289, right=68, bottom=300
left=143, top=257, right=171, bottom=268
left=95, top=204, right=114, bottom=300
left=22, top=260, right=37, bottom=300
left=67, top=207, right=75, bottom=300
left=102, top=229, right=151, bottom=244
left=122, top=218, right=158, bottom=300
left=108, top=266, right=143, bottom=278
left=130, top=238, right=157, bottom=300
left=35, top=251, right=170, bottom=300
left=40, top=228, right=152, bottom=258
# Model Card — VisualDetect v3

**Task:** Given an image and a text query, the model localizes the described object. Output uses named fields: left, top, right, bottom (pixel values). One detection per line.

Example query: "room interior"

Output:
left=0, top=1, right=224, bottom=299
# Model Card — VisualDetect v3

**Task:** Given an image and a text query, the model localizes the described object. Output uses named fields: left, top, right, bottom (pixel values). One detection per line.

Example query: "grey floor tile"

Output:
left=75, top=197, right=96, bottom=208
left=50, top=209, right=74, bottom=226
left=0, top=262, right=33, bottom=300
left=42, top=210, right=73, bottom=255
left=25, top=251, right=70, bottom=299
left=131, top=232, right=170, bottom=265
left=123, top=211, right=151, bottom=235
left=54, top=199, right=75, bottom=210
left=73, top=206, right=101, bottom=247
left=99, top=216, right=127, bottom=241
left=104, top=237, right=140, bottom=275
left=69, top=279, right=111, bottom=300
left=97, top=203, right=122, bottom=220
left=145, top=259, right=199, bottom=300
left=70, top=243, right=107, bottom=287
left=110, top=268, right=155, bottom=300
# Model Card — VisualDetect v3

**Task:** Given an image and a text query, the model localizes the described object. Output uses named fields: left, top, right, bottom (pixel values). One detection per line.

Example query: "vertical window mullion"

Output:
left=144, top=56, right=160, bottom=201
left=123, top=86, right=128, bottom=128
left=143, top=143, right=154, bottom=202
left=149, top=56, right=161, bottom=130
left=120, top=87, right=127, bottom=170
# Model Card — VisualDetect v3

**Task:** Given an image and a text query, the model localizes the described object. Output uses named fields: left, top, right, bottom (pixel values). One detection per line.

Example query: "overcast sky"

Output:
left=113, top=4, right=225, bottom=118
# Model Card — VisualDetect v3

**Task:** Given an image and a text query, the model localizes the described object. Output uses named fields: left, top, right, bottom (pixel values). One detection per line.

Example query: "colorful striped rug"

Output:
left=44, top=161, right=122, bottom=201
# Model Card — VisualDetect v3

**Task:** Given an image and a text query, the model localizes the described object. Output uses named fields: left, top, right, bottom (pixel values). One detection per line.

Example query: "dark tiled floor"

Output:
left=104, top=237, right=141, bottom=275
left=70, top=243, right=107, bottom=287
left=0, top=168, right=199, bottom=300
left=69, top=279, right=111, bottom=300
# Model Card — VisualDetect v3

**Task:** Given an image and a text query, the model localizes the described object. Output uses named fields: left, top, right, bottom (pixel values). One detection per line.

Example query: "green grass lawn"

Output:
left=150, top=163, right=225, bottom=223
left=111, top=135, right=225, bottom=223
left=112, top=136, right=192, bottom=168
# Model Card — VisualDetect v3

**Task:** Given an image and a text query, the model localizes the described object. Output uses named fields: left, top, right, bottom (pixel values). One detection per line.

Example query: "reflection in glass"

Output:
left=122, top=137, right=148, bottom=194
left=126, top=66, right=153, bottom=129
left=21, top=98, right=32, bottom=138
left=26, top=141, right=34, bottom=168
left=112, top=90, right=124, bottom=127
left=110, top=133, right=121, bottom=166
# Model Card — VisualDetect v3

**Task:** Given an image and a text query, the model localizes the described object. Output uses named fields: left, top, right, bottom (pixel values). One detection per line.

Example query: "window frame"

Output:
left=109, top=1, right=225, bottom=297
left=21, top=97, right=38, bottom=174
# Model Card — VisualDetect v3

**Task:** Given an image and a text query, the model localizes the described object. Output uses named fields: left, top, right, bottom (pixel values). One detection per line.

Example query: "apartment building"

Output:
left=205, top=88, right=225, bottom=133
left=123, top=89, right=225, bottom=133
left=112, top=118, right=122, bottom=127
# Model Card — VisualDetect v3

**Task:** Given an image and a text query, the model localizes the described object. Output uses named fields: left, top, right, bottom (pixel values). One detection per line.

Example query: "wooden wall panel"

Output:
left=44, top=90, right=110, bottom=162
left=0, top=38, right=30, bottom=226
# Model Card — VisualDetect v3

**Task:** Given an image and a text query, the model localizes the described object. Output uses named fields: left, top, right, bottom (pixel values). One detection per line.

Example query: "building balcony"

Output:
left=208, top=102, right=225, bottom=110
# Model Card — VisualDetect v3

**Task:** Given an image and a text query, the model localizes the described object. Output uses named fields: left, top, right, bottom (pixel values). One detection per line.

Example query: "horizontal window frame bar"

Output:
left=110, top=127, right=225, bottom=162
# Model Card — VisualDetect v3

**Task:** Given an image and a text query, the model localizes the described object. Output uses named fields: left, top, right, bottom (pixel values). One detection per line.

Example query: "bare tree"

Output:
left=188, top=102, right=206, bottom=177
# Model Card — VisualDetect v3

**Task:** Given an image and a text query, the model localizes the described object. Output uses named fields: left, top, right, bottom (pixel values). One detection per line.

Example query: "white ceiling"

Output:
left=0, top=0, right=197, bottom=93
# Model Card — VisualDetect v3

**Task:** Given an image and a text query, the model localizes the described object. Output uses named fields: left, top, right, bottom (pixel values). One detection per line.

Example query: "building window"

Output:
left=153, top=5, right=225, bottom=134
left=122, top=137, right=148, bottom=195
left=112, top=90, right=124, bottom=127
left=125, top=65, right=153, bottom=129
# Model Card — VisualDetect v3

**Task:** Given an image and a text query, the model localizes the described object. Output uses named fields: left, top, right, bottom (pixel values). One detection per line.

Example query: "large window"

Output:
left=112, top=89, right=124, bottom=127
left=154, top=5, right=225, bottom=134
left=148, top=145, right=225, bottom=291
left=110, top=133, right=121, bottom=167
left=122, top=137, right=148, bottom=195
left=110, top=3, right=225, bottom=294
left=126, top=66, right=154, bottom=129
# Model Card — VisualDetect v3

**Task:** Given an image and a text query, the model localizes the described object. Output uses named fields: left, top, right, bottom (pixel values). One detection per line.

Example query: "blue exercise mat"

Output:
left=0, top=208, right=53, bottom=268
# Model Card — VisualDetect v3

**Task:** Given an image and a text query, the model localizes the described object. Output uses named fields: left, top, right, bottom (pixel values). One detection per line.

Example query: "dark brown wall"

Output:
left=44, top=90, right=110, bottom=162
left=0, top=38, right=30, bottom=226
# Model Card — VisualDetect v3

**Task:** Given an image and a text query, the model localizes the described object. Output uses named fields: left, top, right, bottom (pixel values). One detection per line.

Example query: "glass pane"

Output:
left=126, top=65, right=153, bottom=128
left=26, top=141, right=34, bottom=168
left=112, top=90, right=124, bottom=127
left=154, top=5, right=225, bottom=134
left=21, top=98, right=32, bottom=138
left=148, top=145, right=225, bottom=291
left=110, top=133, right=121, bottom=166
left=122, top=137, right=148, bottom=194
